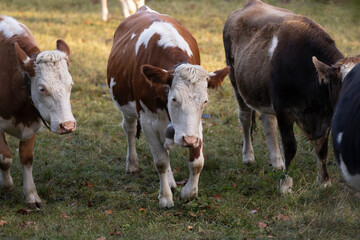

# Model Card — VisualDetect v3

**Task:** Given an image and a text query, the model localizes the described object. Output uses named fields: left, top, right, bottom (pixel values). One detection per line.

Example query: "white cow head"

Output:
left=142, top=63, right=229, bottom=148
left=15, top=40, right=76, bottom=134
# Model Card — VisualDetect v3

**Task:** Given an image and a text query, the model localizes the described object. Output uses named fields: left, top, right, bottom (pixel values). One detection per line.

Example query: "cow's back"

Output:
left=107, top=7, right=200, bottom=114
left=0, top=16, right=40, bottom=124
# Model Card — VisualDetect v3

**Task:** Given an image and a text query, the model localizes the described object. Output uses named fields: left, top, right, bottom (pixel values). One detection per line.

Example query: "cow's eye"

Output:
left=172, top=97, right=177, bottom=103
left=38, top=85, right=48, bottom=95
left=204, top=100, right=208, bottom=104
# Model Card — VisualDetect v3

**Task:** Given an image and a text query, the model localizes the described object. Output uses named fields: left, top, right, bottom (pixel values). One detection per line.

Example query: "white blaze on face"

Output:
left=0, top=16, right=26, bottom=38
left=135, top=21, right=193, bottom=57
left=168, top=64, right=209, bottom=147
left=268, top=35, right=278, bottom=59
left=31, top=50, right=75, bottom=133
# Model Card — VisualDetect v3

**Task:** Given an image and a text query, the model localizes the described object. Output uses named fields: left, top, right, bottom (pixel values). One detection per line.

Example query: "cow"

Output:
left=0, top=16, right=76, bottom=208
left=107, top=6, right=229, bottom=208
left=330, top=62, right=360, bottom=190
left=101, top=0, right=145, bottom=21
left=223, top=0, right=360, bottom=193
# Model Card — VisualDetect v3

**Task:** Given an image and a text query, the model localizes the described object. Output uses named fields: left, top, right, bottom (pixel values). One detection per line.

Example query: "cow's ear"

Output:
left=313, top=56, right=330, bottom=84
left=141, top=64, right=173, bottom=86
left=57, top=39, right=70, bottom=57
left=208, top=66, right=230, bottom=89
left=14, top=42, right=30, bottom=67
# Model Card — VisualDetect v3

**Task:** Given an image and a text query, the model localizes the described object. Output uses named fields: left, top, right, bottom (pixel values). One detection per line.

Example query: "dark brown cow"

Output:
left=107, top=6, right=229, bottom=208
left=223, top=0, right=360, bottom=192
left=0, top=16, right=76, bottom=207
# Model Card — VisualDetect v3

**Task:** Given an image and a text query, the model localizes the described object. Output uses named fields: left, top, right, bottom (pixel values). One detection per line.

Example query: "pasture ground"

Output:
left=1, top=0, right=360, bottom=239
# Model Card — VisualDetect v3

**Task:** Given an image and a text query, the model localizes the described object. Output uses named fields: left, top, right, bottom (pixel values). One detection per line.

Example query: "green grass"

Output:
left=1, top=0, right=360, bottom=239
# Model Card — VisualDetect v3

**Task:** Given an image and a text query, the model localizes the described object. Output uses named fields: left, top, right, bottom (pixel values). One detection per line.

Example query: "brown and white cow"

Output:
left=107, top=6, right=229, bottom=208
left=0, top=16, right=76, bottom=207
left=223, top=0, right=360, bottom=192
left=101, top=0, right=145, bottom=21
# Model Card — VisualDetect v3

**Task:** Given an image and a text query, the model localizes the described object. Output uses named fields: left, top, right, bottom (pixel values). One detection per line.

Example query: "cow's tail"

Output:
left=136, top=119, right=141, bottom=139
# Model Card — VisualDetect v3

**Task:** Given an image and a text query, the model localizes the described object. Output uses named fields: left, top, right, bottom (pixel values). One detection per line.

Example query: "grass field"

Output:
left=1, top=0, right=360, bottom=239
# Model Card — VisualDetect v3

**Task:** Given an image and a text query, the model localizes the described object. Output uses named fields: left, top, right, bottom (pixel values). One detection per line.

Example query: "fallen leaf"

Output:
left=96, top=237, right=106, bottom=240
left=0, top=219, right=7, bottom=226
left=139, top=208, right=146, bottom=212
left=66, top=136, right=73, bottom=140
left=105, top=210, right=113, bottom=215
left=258, top=222, right=267, bottom=229
left=172, top=165, right=180, bottom=175
left=84, top=182, right=94, bottom=188
left=109, top=229, right=121, bottom=236
left=188, top=225, right=193, bottom=230
left=176, top=179, right=188, bottom=186
left=188, top=212, right=196, bottom=217
left=268, top=235, right=274, bottom=238
left=249, top=209, right=257, bottom=214
left=232, top=182, right=237, bottom=189
left=61, top=213, right=70, bottom=219
left=17, top=209, right=32, bottom=215
left=275, top=214, right=290, bottom=221
left=215, top=194, right=222, bottom=200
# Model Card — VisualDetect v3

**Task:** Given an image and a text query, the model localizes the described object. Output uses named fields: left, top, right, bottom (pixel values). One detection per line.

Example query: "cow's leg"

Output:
left=180, top=139, right=204, bottom=200
left=315, top=128, right=331, bottom=187
left=260, top=114, right=285, bottom=170
left=276, top=110, right=296, bottom=193
left=135, top=0, right=145, bottom=9
left=122, top=116, right=141, bottom=173
left=141, top=121, right=174, bottom=208
left=20, top=135, right=41, bottom=208
left=0, top=132, right=13, bottom=189
left=101, top=0, right=109, bottom=21
left=119, top=0, right=136, bottom=18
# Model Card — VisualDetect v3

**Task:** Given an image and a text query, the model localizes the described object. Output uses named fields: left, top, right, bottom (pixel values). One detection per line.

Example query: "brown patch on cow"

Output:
left=19, top=135, right=36, bottom=165
left=107, top=9, right=200, bottom=115
left=189, top=140, right=202, bottom=162
left=0, top=132, right=12, bottom=170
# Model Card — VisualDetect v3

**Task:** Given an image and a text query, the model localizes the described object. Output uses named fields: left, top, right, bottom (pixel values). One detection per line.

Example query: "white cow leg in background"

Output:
left=20, top=135, right=42, bottom=208
left=134, top=0, right=145, bottom=9
left=101, top=0, right=109, bottom=21
left=122, top=116, right=141, bottom=173
left=260, top=114, right=285, bottom=170
left=180, top=138, right=204, bottom=200
left=120, top=0, right=137, bottom=18
left=0, top=131, right=13, bottom=189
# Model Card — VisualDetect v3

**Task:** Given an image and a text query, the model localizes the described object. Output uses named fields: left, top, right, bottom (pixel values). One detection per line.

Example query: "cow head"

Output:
left=142, top=63, right=229, bottom=148
left=15, top=40, right=76, bottom=134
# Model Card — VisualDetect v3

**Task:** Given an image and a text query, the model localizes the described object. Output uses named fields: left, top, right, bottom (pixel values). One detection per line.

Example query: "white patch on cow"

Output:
left=337, top=132, right=343, bottom=145
left=23, top=164, right=41, bottom=204
left=340, top=63, right=357, bottom=81
left=109, top=77, right=138, bottom=118
left=145, top=6, right=159, bottom=14
left=131, top=33, right=137, bottom=39
left=0, top=16, right=26, bottom=38
left=339, top=154, right=360, bottom=190
left=268, top=35, right=278, bottom=59
left=0, top=117, right=42, bottom=141
left=24, top=56, right=31, bottom=65
left=167, top=64, right=208, bottom=147
left=209, top=72, right=216, bottom=76
left=135, top=21, right=193, bottom=57
left=32, top=50, right=75, bottom=133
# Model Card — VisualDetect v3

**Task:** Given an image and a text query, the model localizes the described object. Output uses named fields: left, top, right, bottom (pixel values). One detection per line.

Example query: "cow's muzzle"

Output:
left=181, top=136, right=199, bottom=148
left=58, top=121, right=76, bottom=134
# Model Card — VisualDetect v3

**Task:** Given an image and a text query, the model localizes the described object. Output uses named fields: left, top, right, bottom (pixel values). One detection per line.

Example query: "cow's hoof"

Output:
left=25, top=191, right=42, bottom=208
left=270, top=157, right=285, bottom=170
left=318, top=178, right=332, bottom=188
left=159, top=197, right=174, bottom=209
left=243, top=153, right=255, bottom=164
left=126, top=165, right=142, bottom=174
left=280, top=176, right=293, bottom=194
left=28, top=202, right=43, bottom=209
left=180, top=185, right=198, bottom=200
left=0, top=172, right=13, bottom=189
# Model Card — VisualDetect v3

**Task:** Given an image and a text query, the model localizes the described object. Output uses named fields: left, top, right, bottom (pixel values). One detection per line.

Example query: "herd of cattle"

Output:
left=0, top=0, right=359, bottom=209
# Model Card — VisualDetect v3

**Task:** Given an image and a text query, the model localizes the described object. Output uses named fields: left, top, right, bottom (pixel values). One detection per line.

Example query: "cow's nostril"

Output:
left=58, top=121, right=76, bottom=134
left=183, top=136, right=198, bottom=147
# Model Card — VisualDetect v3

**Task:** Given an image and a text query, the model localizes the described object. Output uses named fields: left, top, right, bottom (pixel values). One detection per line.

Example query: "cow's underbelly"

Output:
left=0, top=116, right=42, bottom=140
